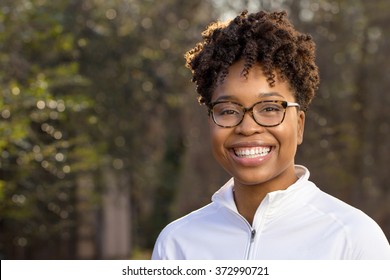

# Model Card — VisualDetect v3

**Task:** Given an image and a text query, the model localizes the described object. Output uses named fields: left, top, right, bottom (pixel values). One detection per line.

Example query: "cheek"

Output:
left=277, top=112, right=304, bottom=147
left=209, top=121, right=220, bottom=147
left=209, top=124, right=229, bottom=158
left=273, top=123, right=299, bottom=150
left=209, top=126, right=223, bottom=150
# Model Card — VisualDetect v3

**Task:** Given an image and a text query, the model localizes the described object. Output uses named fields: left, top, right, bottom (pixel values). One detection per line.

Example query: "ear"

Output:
left=297, top=111, right=305, bottom=145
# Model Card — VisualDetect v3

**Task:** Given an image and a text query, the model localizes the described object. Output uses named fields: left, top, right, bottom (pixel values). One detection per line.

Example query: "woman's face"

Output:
left=209, top=60, right=305, bottom=190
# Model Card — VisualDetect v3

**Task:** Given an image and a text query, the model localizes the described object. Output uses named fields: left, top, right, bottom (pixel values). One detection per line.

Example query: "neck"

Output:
left=233, top=186, right=268, bottom=225
left=233, top=167, right=298, bottom=225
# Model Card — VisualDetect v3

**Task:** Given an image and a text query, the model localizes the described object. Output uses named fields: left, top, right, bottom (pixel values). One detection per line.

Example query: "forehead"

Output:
left=212, top=60, right=294, bottom=103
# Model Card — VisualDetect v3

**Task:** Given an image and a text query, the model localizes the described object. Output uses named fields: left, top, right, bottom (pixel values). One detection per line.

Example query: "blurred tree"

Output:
left=1, top=0, right=389, bottom=260
left=0, top=0, right=215, bottom=259
left=0, top=0, right=100, bottom=259
left=67, top=0, right=215, bottom=253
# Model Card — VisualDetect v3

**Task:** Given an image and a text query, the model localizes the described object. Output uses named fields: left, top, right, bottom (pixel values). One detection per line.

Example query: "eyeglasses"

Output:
left=208, top=100, right=300, bottom=128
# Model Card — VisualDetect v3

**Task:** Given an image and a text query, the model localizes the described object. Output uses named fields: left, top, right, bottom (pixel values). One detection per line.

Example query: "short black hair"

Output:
left=185, top=10, right=320, bottom=112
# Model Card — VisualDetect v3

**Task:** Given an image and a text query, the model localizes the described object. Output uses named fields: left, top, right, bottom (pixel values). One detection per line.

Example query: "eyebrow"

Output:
left=213, top=92, right=284, bottom=102
left=258, top=92, right=284, bottom=98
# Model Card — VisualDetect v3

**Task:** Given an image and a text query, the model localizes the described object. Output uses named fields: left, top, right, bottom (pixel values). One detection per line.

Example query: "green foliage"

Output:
left=1, top=0, right=389, bottom=259
left=0, top=0, right=101, bottom=259
left=0, top=0, right=213, bottom=259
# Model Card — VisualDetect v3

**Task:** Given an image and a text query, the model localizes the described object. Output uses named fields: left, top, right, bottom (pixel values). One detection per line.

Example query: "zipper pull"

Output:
left=251, top=229, right=256, bottom=242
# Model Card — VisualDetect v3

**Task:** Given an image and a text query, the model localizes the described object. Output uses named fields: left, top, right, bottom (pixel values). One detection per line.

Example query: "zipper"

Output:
left=223, top=196, right=270, bottom=259
left=226, top=208, right=257, bottom=259
left=251, top=229, right=256, bottom=241
left=246, top=228, right=256, bottom=259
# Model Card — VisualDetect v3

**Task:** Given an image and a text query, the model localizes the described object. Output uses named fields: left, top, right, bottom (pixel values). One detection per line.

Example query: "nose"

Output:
left=234, top=111, right=266, bottom=135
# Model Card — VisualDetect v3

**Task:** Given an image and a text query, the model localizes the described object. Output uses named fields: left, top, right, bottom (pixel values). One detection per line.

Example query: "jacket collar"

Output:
left=211, top=165, right=312, bottom=215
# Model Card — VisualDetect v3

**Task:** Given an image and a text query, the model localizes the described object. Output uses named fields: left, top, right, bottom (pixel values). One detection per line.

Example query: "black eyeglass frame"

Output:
left=208, top=100, right=300, bottom=128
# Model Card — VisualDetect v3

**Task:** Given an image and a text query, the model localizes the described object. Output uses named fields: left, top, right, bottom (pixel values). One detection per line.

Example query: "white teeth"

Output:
left=234, top=147, right=271, bottom=158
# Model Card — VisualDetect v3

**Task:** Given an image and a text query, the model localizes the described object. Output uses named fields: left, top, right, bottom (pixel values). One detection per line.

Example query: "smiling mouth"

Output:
left=233, top=146, right=272, bottom=158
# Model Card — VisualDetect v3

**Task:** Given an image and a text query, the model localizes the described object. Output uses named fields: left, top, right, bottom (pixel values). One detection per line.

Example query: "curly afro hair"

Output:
left=185, top=10, right=320, bottom=112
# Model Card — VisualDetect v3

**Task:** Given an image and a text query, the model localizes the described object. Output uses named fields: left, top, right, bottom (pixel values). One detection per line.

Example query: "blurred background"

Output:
left=0, top=0, right=389, bottom=259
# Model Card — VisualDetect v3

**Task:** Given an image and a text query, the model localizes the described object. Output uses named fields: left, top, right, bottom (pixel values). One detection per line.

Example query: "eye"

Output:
left=263, top=106, right=281, bottom=112
left=213, top=103, right=241, bottom=116
left=220, top=108, right=240, bottom=115
left=257, top=104, right=283, bottom=113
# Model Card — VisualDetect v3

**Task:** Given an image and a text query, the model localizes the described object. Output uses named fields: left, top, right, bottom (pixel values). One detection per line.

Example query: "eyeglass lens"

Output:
left=211, top=101, right=288, bottom=128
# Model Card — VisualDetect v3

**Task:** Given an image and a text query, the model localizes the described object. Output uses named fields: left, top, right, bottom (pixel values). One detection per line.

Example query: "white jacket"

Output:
left=152, top=166, right=390, bottom=259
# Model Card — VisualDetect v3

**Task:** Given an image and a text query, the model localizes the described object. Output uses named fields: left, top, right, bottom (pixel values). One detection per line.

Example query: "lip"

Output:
left=229, top=141, right=272, bottom=148
left=228, top=141, right=274, bottom=167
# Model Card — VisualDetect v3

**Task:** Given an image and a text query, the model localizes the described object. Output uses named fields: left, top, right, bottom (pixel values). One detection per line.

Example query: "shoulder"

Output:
left=151, top=202, right=222, bottom=259
left=307, top=186, right=376, bottom=228
left=305, top=183, right=390, bottom=259
left=161, top=202, right=221, bottom=236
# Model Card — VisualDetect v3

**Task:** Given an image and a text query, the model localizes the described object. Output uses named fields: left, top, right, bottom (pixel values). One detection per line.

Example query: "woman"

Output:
left=152, top=10, right=390, bottom=259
